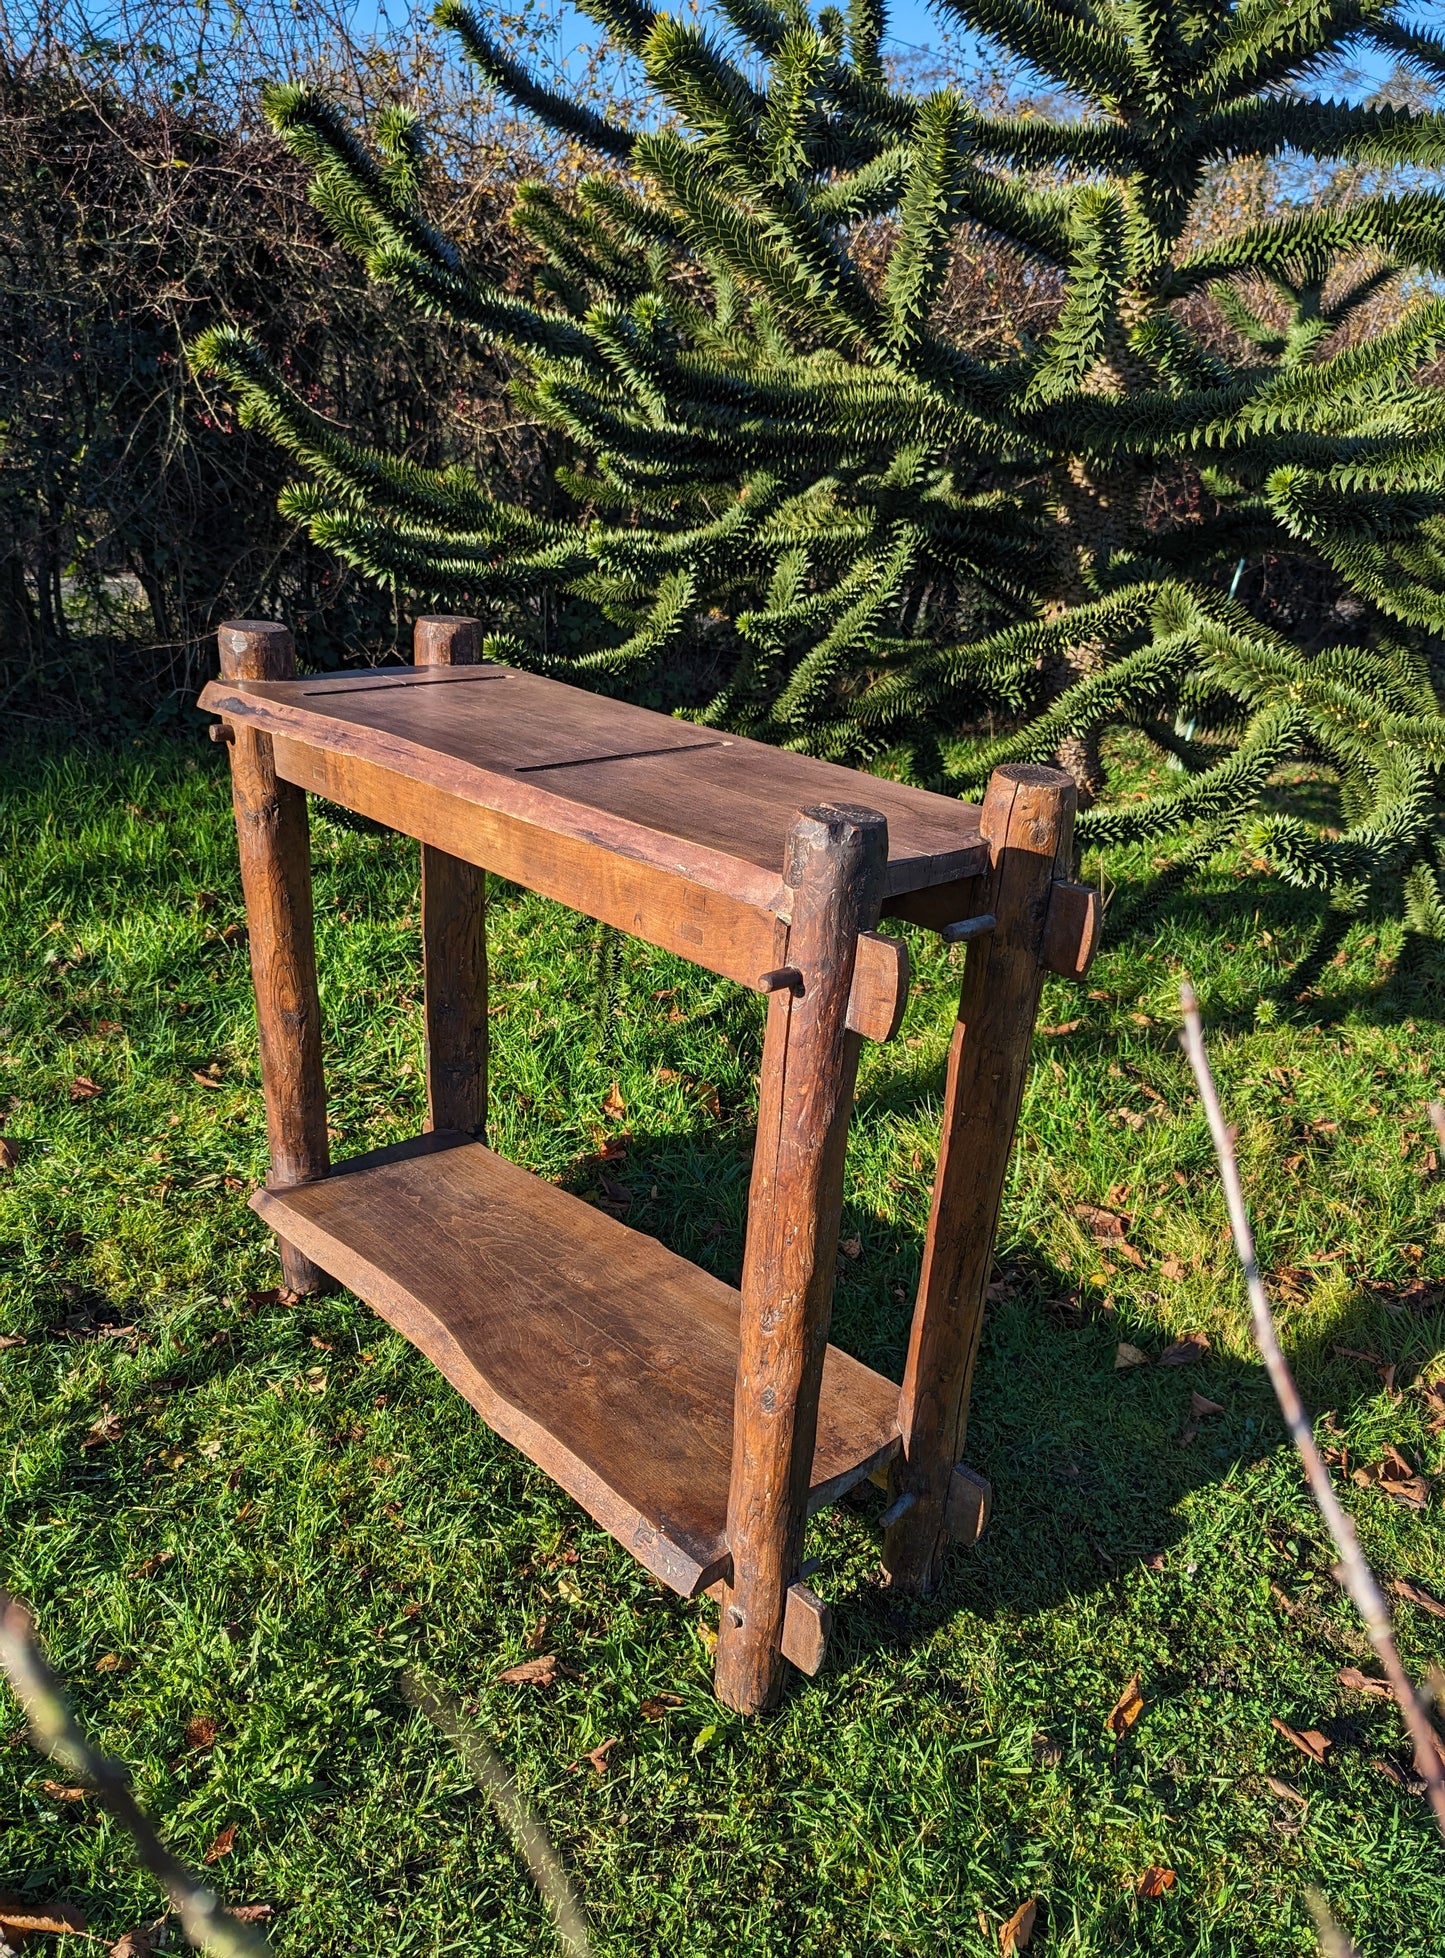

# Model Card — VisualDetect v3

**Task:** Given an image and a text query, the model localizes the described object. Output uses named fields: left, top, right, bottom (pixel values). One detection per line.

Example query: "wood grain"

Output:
left=714, top=804, right=889, bottom=1713
left=414, top=618, right=488, bottom=1136
left=846, top=931, right=910, bottom=1043
left=883, top=764, right=1075, bottom=1594
left=1041, top=878, right=1102, bottom=979
left=252, top=1132, right=901, bottom=1596
left=215, top=621, right=330, bottom=1294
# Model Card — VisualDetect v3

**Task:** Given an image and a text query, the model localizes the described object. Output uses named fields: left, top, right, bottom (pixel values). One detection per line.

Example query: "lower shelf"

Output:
left=253, top=1132, right=902, bottom=1594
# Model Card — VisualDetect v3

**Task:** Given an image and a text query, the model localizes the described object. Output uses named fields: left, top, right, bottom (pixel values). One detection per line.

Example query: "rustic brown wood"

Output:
left=883, top=763, right=1076, bottom=1595
left=197, top=664, right=986, bottom=908
left=1041, top=878, right=1102, bottom=979
left=703, top=1576, right=832, bottom=1675
left=215, top=621, right=330, bottom=1295
left=883, top=874, right=984, bottom=932
left=846, top=930, right=910, bottom=1043
left=414, top=619, right=488, bottom=1136
left=944, top=1463, right=992, bottom=1547
left=253, top=1130, right=901, bottom=1595
left=714, top=805, right=889, bottom=1714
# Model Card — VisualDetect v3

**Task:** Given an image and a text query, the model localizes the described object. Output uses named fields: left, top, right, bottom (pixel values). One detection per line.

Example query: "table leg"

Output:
left=714, top=804, right=888, bottom=1713
left=414, top=617, right=488, bottom=1137
left=883, top=764, right=1075, bottom=1594
left=217, top=620, right=330, bottom=1294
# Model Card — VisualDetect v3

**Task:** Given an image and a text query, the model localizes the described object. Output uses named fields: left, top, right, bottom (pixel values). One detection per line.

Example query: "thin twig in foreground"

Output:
left=1178, top=984, right=1445, bottom=1841
left=0, top=1594, right=272, bottom=1957
left=400, top=1671, right=592, bottom=1956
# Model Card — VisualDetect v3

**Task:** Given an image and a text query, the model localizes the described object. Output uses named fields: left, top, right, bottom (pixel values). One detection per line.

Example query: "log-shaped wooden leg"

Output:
left=883, top=764, right=1076, bottom=1595
left=414, top=617, right=488, bottom=1136
left=714, top=804, right=888, bottom=1713
left=217, top=620, right=329, bottom=1294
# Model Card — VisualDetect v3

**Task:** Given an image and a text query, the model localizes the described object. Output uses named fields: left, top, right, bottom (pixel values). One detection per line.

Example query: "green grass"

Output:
left=1, top=733, right=1443, bottom=1956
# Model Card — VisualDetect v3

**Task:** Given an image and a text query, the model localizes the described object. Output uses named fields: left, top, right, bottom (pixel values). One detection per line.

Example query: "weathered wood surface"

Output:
left=1041, top=878, right=1102, bottom=979
left=414, top=618, right=488, bottom=1136
left=846, top=930, right=910, bottom=1043
left=215, top=620, right=330, bottom=1294
left=715, top=805, right=889, bottom=1714
left=883, top=764, right=1076, bottom=1594
left=253, top=1131, right=901, bottom=1597
left=197, top=663, right=986, bottom=911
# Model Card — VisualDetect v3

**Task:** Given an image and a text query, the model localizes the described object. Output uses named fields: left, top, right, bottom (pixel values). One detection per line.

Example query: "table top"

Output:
left=199, top=662, right=986, bottom=908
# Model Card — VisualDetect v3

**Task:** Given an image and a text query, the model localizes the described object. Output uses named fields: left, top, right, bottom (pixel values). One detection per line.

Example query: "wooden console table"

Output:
left=199, top=616, right=1098, bottom=1714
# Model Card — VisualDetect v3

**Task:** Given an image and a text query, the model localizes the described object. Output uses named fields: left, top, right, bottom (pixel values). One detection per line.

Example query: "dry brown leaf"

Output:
left=1115, top=1343, right=1150, bottom=1370
left=1338, top=1666, right=1391, bottom=1698
left=41, top=1780, right=87, bottom=1802
left=203, top=1823, right=236, bottom=1864
left=1356, top=1445, right=1431, bottom=1509
left=1190, top=1392, right=1225, bottom=1419
left=69, top=1076, right=104, bottom=1101
left=1158, top=1333, right=1210, bottom=1367
left=0, top=1137, right=20, bottom=1171
left=0, top=1334, right=27, bottom=1352
left=1039, top=1020, right=1082, bottom=1037
left=95, top=1653, right=125, bottom=1674
left=1160, top=1256, right=1185, bottom=1281
left=1031, top=1732, right=1063, bottom=1767
left=1136, top=1866, right=1175, bottom=1899
left=1114, top=1240, right=1146, bottom=1268
left=497, top=1654, right=580, bottom=1687
left=1075, top=1203, right=1128, bottom=1238
left=1265, top=1774, right=1307, bottom=1809
left=1270, top=1716, right=1331, bottom=1765
left=839, top=1237, right=862, bottom=1260
left=638, top=1693, right=684, bottom=1721
left=229, top=1905, right=274, bottom=1924
left=999, top=1899, right=1037, bottom=1953
left=1393, top=1577, right=1445, bottom=1618
left=109, top=1918, right=168, bottom=1957
left=185, top=1715, right=218, bottom=1749
left=0, top=1898, right=88, bottom=1935
left=586, top=1737, right=619, bottom=1774
left=191, top=1069, right=225, bottom=1089
left=524, top=1615, right=548, bottom=1652
left=601, top=1082, right=626, bottom=1120
left=1107, top=1675, right=1145, bottom=1737
left=81, top=1412, right=123, bottom=1450
left=133, top=1551, right=174, bottom=1579
left=1373, top=1757, right=1426, bottom=1795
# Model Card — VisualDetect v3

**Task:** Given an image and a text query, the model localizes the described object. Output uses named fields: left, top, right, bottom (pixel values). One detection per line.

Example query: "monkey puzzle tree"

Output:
left=195, top=0, right=1445, bottom=951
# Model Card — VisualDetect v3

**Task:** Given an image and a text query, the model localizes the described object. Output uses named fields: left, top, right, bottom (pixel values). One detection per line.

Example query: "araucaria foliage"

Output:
left=195, top=0, right=1445, bottom=948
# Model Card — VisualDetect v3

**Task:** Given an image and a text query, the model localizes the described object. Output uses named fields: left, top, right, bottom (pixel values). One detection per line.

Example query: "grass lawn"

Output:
left=1, top=730, right=1443, bottom=1956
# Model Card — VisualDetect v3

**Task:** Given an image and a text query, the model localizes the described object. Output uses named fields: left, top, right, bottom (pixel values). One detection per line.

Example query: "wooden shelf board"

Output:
left=253, top=1132, right=902, bottom=1595
left=200, top=664, right=986, bottom=907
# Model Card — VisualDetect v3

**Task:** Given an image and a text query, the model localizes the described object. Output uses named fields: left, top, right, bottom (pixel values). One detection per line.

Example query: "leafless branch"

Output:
left=0, top=1592, right=273, bottom=1957
left=1178, top=983, right=1445, bottom=1842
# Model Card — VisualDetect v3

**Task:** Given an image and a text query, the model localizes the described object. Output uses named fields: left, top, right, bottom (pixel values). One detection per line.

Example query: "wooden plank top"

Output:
left=254, top=1132, right=902, bottom=1595
left=199, top=663, right=985, bottom=910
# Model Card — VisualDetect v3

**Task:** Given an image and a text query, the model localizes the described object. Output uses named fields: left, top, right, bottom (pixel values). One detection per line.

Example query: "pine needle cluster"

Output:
left=193, top=0, right=1445, bottom=948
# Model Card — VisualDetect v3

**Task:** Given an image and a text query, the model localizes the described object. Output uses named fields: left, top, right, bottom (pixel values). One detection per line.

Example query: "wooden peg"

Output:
left=216, top=619, right=329, bottom=1295
left=1041, top=879, right=1101, bottom=979
left=940, top=912, right=996, bottom=945
left=415, top=617, right=488, bottom=1137
left=845, top=931, right=910, bottom=1042
left=755, top=966, right=804, bottom=996
left=706, top=1576, right=832, bottom=1677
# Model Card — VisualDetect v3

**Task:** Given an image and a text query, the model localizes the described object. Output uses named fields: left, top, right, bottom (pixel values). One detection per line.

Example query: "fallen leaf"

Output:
left=1158, top=1333, right=1210, bottom=1367
left=497, top=1654, right=580, bottom=1687
left=203, top=1823, right=236, bottom=1863
left=191, top=1069, right=225, bottom=1089
left=134, top=1551, right=175, bottom=1583
left=1107, top=1675, right=1145, bottom=1738
left=1130, top=1012, right=1153, bottom=1026
left=1270, top=1715, right=1330, bottom=1765
left=1039, top=1020, right=1082, bottom=1037
left=41, top=1780, right=88, bottom=1802
left=0, top=1334, right=28, bottom=1351
left=639, top=1693, right=683, bottom=1721
left=839, top=1237, right=862, bottom=1260
left=229, top=1905, right=274, bottom=1923
left=1115, top=1343, right=1150, bottom=1369
left=81, top=1411, right=123, bottom=1450
left=524, top=1616, right=548, bottom=1652
left=1392, top=1577, right=1445, bottom=1619
left=1160, top=1256, right=1185, bottom=1281
left=1357, top=1445, right=1431, bottom=1509
left=586, top=1737, right=619, bottom=1774
left=601, top=1082, right=626, bottom=1121
left=1075, top=1203, right=1127, bottom=1238
left=0, top=1137, right=20, bottom=1171
left=109, top=1917, right=168, bottom=1956
left=1265, top=1774, right=1306, bottom=1808
left=1136, top=1866, right=1175, bottom=1899
left=0, top=1898, right=88, bottom=1935
left=95, top=1653, right=125, bottom=1674
left=999, top=1899, right=1037, bottom=1953
left=185, top=1715, right=218, bottom=1749
left=1031, top=1732, right=1062, bottom=1767
left=1373, top=1756, right=1426, bottom=1795
left=1338, top=1667, right=1390, bottom=1698
left=1115, top=1240, right=1146, bottom=1267
left=1190, top=1392, right=1225, bottom=1419
left=308, top=1335, right=333, bottom=1351
left=69, top=1076, right=104, bottom=1101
